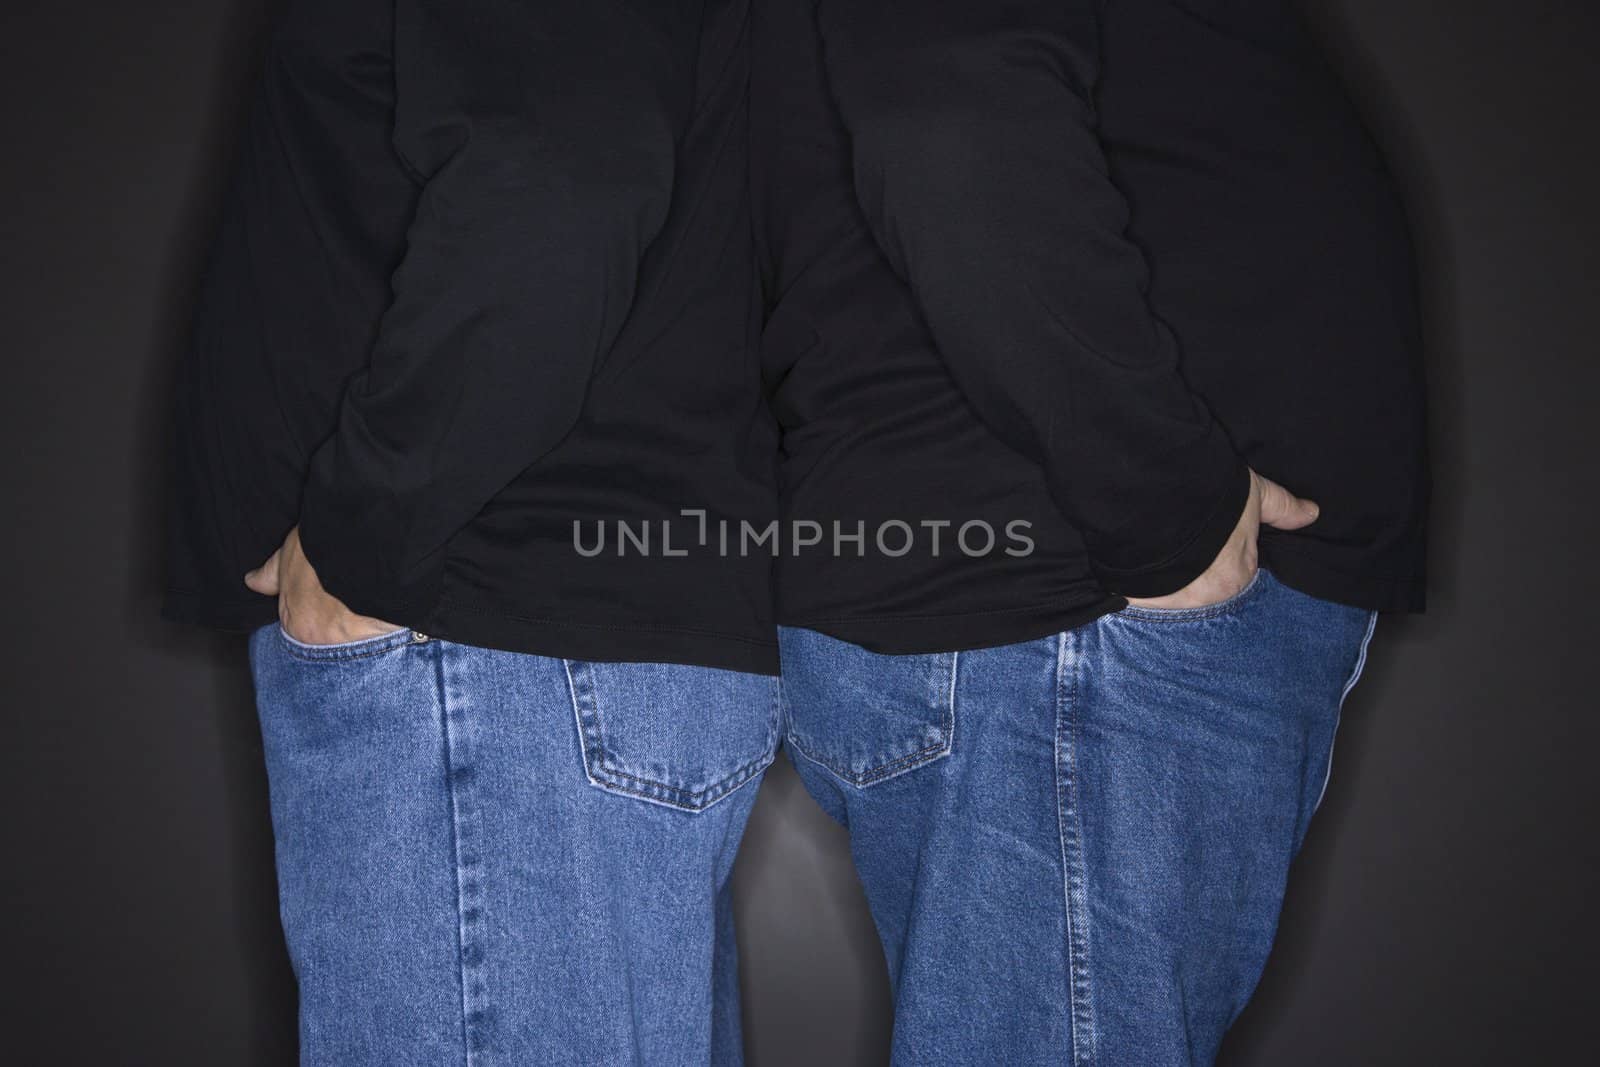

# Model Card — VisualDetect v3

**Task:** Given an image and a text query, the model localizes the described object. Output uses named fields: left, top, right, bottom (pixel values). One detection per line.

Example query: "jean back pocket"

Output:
left=565, top=659, right=782, bottom=812
left=779, top=627, right=958, bottom=788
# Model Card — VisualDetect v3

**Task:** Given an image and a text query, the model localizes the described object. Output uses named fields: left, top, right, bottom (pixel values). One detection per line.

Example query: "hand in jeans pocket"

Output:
left=1124, top=467, right=1318, bottom=611
left=242, top=524, right=409, bottom=646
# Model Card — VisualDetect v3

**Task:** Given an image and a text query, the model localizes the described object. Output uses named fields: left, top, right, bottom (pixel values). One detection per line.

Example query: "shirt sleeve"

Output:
left=161, top=0, right=421, bottom=631
left=294, top=0, right=702, bottom=623
left=812, top=0, right=1251, bottom=597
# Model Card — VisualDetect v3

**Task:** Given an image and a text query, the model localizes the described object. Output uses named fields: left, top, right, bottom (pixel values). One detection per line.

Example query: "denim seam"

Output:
left=944, top=650, right=960, bottom=768
left=274, top=623, right=417, bottom=662
left=587, top=756, right=774, bottom=812
left=1314, top=609, right=1380, bottom=814
left=785, top=733, right=943, bottom=788
left=1056, top=630, right=1098, bottom=1064
left=437, top=643, right=488, bottom=1063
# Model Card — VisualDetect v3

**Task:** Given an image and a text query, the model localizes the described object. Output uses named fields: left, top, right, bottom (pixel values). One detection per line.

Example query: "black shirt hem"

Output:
left=428, top=596, right=780, bottom=675
left=1258, top=539, right=1426, bottom=615
left=1092, top=454, right=1252, bottom=598
left=161, top=587, right=779, bottom=675
left=161, top=588, right=279, bottom=633
left=782, top=594, right=1126, bottom=657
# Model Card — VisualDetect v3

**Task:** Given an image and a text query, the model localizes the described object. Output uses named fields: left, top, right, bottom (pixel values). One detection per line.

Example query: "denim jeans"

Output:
left=246, top=622, right=782, bottom=1066
left=779, top=565, right=1379, bottom=1066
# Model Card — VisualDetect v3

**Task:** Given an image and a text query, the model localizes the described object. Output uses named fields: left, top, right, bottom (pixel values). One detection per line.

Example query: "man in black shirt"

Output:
left=755, top=0, right=1426, bottom=1061
left=161, top=1, right=780, bottom=1061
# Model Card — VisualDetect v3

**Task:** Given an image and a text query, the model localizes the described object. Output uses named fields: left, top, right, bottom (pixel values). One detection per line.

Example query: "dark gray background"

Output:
left=3, top=1, right=1595, bottom=1062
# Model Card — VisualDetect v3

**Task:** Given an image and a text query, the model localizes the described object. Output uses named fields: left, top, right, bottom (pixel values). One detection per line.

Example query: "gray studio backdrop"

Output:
left=3, top=1, right=1595, bottom=1063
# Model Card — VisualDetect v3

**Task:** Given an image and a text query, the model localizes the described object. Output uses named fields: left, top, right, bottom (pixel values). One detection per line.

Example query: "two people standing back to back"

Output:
left=162, top=0, right=1427, bottom=1063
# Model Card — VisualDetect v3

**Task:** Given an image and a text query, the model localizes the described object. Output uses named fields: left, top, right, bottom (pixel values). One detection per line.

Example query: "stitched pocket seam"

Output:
left=1111, top=565, right=1271, bottom=624
left=275, top=623, right=417, bottom=662
left=564, top=660, right=780, bottom=813
left=784, top=651, right=959, bottom=788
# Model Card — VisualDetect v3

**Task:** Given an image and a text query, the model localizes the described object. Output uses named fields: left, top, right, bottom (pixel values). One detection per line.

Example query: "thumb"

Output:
left=1257, top=474, right=1320, bottom=531
left=244, top=547, right=282, bottom=596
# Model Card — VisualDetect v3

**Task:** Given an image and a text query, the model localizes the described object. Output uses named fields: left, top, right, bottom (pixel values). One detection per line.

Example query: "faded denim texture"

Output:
left=779, top=566, right=1379, bottom=1065
left=247, top=622, right=781, bottom=1066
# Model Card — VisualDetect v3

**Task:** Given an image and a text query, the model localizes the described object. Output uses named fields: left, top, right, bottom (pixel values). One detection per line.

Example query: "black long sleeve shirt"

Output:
left=754, top=0, right=1126, bottom=650
left=161, top=0, right=781, bottom=673
left=756, top=0, right=1426, bottom=653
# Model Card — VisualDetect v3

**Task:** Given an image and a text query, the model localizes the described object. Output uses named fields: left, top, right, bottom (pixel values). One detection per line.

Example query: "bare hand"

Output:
left=1124, top=468, right=1318, bottom=610
left=243, top=525, right=405, bottom=644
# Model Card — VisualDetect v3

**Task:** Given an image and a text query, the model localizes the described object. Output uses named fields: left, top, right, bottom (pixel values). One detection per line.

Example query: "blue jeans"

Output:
left=779, top=566, right=1379, bottom=1066
left=246, top=622, right=781, bottom=1066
